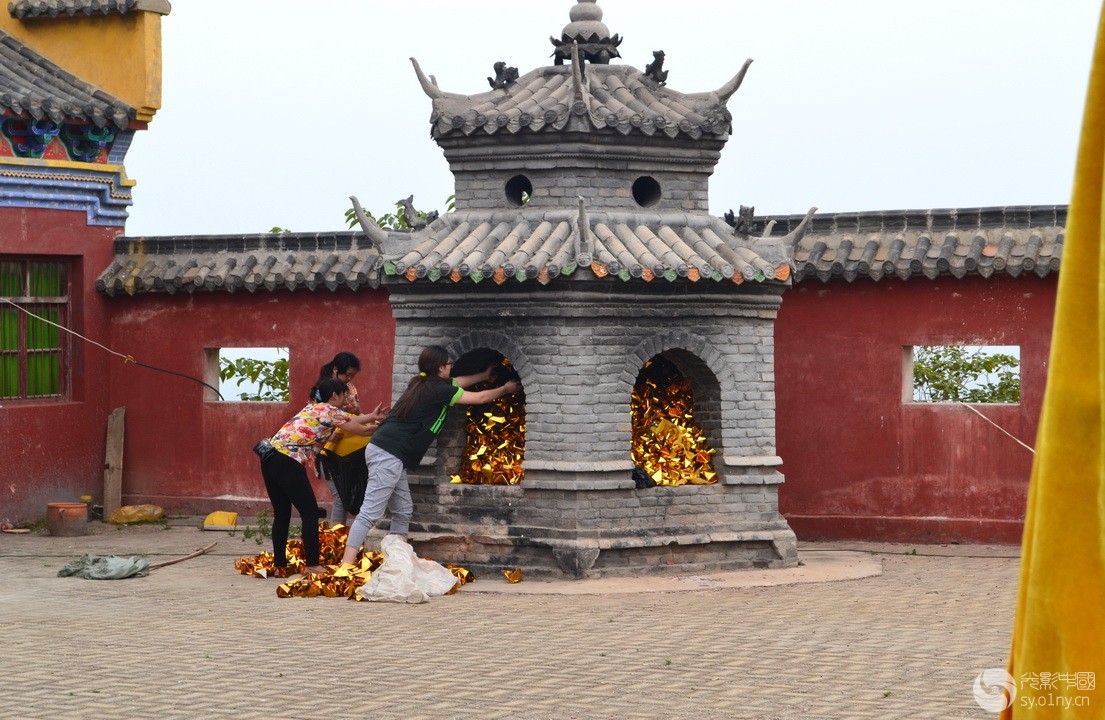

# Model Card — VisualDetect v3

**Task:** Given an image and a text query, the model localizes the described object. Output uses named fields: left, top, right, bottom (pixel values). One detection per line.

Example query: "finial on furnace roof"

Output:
left=551, top=0, right=622, bottom=66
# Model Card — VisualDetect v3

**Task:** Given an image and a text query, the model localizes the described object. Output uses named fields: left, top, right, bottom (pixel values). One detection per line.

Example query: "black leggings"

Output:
left=260, top=451, right=322, bottom=566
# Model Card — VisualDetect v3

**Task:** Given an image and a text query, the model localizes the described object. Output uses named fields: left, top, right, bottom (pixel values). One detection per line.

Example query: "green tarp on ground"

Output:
left=58, top=554, right=150, bottom=580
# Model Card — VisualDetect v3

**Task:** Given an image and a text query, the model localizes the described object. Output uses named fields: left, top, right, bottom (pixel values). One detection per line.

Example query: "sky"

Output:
left=122, top=1, right=1102, bottom=237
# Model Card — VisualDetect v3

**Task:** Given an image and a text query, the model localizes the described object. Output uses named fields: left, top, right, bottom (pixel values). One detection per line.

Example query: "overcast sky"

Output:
left=122, top=1, right=1101, bottom=237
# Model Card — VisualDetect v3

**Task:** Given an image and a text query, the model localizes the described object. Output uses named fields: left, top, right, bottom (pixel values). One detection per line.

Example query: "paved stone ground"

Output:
left=0, top=525, right=1018, bottom=719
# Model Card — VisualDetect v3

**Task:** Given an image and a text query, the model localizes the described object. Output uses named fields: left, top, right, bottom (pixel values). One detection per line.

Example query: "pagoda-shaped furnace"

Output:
left=356, top=0, right=815, bottom=578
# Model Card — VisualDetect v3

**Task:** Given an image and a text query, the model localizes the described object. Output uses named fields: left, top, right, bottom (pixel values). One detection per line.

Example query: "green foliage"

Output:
left=912, top=346, right=1020, bottom=403
left=24, top=516, right=47, bottom=532
left=269, top=227, right=291, bottom=234
left=344, top=195, right=456, bottom=230
left=219, top=354, right=289, bottom=402
left=241, top=508, right=272, bottom=545
left=239, top=508, right=298, bottom=545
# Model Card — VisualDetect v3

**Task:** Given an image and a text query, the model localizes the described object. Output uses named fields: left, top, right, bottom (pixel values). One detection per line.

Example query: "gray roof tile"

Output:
left=423, top=63, right=734, bottom=141
left=766, top=205, right=1065, bottom=283
left=96, top=232, right=381, bottom=296
left=0, top=28, right=133, bottom=129
left=7, top=0, right=169, bottom=18
left=98, top=206, right=1064, bottom=296
left=383, top=208, right=796, bottom=285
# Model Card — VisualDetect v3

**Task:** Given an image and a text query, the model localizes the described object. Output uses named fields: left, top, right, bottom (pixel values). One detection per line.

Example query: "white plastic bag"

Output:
left=356, top=534, right=459, bottom=603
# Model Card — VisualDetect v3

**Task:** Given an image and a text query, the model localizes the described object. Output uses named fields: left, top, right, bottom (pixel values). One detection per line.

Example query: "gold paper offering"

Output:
left=236, top=524, right=475, bottom=599
left=631, top=357, right=718, bottom=486
left=457, top=359, right=526, bottom=485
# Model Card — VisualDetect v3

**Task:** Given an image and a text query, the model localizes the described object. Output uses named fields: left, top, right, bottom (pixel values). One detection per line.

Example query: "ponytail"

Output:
left=391, top=345, right=451, bottom=419
left=314, top=378, right=348, bottom=404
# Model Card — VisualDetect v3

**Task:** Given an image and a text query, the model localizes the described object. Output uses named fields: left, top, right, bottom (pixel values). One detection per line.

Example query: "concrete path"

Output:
left=0, top=524, right=1017, bottom=719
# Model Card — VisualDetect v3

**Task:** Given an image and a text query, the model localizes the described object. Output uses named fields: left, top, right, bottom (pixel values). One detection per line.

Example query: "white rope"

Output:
left=2, top=297, right=221, bottom=398
left=2, top=297, right=134, bottom=362
left=957, top=401, right=1036, bottom=454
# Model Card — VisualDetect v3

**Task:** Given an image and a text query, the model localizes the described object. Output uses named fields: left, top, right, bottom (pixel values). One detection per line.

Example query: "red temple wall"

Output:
left=3, top=217, right=1057, bottom=548
left=774, top=274, right=1056, bottom=544
left=0, top=208, right=117, bottom=520
left=101, top=290, right=396, bottom=513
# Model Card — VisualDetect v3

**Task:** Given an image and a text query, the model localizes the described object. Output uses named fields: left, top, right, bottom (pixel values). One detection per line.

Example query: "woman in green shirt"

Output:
left=340, top=345, right=520, bottom=564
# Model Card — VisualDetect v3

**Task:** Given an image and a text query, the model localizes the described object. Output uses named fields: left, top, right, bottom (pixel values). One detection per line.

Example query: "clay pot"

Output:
left=46, top=502, right=88, bottom=537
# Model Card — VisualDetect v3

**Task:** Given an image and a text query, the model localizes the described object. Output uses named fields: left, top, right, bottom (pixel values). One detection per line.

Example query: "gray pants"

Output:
left=324, top=475, right=346, bottom=524
left=345, top=444, right=413, bottom=552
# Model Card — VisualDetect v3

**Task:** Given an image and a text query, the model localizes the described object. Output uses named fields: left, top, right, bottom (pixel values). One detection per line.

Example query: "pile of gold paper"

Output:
left=235, top=523, right=475, bottom=599
left=452, top=361, right=526, bottom=485
left=234, top=523, right=355, bottom=579
left=631, top=358, right=718, bottom=486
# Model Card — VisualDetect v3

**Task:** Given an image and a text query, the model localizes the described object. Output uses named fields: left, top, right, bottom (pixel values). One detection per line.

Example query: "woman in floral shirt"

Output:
left=262, top=377, right=385, bottom=574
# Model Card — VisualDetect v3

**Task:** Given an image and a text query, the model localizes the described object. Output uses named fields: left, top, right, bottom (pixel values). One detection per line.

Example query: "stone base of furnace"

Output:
left=398, top=476, right=798, bottom=579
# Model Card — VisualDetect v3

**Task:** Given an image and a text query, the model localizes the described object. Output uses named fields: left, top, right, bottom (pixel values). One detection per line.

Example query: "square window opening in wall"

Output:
left=903, top=345, right=1021, bottom=404
left=207, top=347, right=289, bottom=402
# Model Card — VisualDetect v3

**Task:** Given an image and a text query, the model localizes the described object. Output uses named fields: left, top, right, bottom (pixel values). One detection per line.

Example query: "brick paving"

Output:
left=0, top=526, right=1017, bottom=719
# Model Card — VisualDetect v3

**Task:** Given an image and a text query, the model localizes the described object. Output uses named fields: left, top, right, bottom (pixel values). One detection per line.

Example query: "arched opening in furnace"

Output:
left=449, top=347, right=526, bottom=484
left=631, top=352, right=719, bottom=486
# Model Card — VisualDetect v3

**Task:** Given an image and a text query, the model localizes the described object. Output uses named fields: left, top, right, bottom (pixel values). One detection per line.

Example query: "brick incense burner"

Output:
left=362, top=2, right=813, bottom=578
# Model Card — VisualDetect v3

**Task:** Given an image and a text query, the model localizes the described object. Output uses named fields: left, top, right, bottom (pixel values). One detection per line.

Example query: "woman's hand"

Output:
left=367, top=403, right=389, bottom=423
left=351, top=404, right=388, bottom=426
left=338, top=419, right=374, bottom=437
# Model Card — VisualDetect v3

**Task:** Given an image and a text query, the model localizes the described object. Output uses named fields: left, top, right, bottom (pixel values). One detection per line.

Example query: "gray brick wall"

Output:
left=389, top=285, right=784, bottom=476
left=440, top=134, right=723, bottom=215
left=380, top=281, right=797, bottom=577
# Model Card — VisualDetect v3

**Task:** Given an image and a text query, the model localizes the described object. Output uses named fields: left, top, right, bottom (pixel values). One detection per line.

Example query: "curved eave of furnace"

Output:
left=95, top=231, right=385, bottom=296
left=381, top=205, right=810, bottom=286
left=414, top=55, right=749, bottom=141
left=777, top=205, right=1066, bottom=283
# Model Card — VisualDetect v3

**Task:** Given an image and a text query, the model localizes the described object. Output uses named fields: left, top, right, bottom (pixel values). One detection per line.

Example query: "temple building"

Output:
left=2, top=1, right=1058, bottom=564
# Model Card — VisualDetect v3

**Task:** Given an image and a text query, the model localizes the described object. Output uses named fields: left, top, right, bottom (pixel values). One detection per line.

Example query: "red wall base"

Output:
left=786, top=513, right=1025, bottom=545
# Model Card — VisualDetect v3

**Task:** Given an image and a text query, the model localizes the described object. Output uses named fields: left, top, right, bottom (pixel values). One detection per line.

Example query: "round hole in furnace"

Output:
left=505, top=175, right=533, bottom=207
left=632, top=176, right=662, bottom=207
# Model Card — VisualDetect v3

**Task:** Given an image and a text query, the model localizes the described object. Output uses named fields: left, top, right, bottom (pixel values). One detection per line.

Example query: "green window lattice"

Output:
left=0, top=258, right=68, bottom=400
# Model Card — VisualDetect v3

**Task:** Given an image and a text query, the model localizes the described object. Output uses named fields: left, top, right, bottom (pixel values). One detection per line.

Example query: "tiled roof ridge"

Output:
left=0, top=28, right=134, bottom=129
left=97, top=231, right=382, bottom=297
left=112, top=230, right=370, bottom=253
left=754, top=205, right=1067, bottom=236
left=776, top=205, right=1067, bottom=284
left=422, top=61, right=737, bottom=141
left=382, top=205, right=805, bottom=286
left=9, top=0, right=147, bottom=19
left=99, top=205, right=1064, bottom=295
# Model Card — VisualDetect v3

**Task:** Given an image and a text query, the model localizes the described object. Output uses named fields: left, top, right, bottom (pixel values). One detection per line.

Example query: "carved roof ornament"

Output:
left=725, top=206, right=755, bottom=238
left=347, top=195, right=387, bottom=251
left=487, top=61, right=519, bottom=90
left=750, top=206, right=818, bottom=248
left=644, top=50, right=668, bottom=86
left=399, top=195, right=437, bottom=230
left=551, top=0, right=622, bottom=66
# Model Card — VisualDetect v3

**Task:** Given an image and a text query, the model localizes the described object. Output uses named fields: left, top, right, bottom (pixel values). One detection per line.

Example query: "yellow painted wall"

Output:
left=1, top=12, right=163, bottom=122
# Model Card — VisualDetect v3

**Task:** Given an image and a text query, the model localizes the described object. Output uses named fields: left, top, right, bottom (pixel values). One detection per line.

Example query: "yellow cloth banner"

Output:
left=1004, top=6, right=1105, bottom=718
